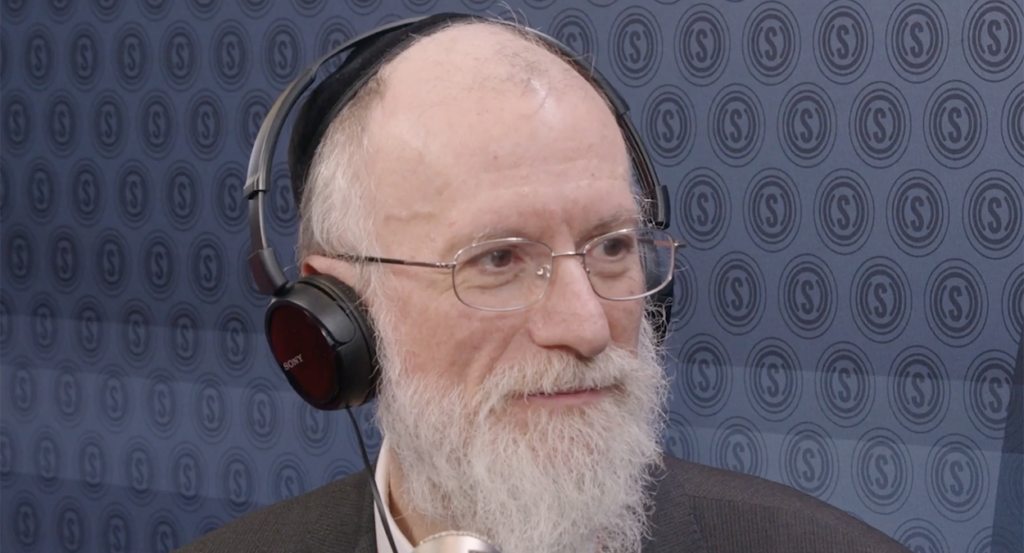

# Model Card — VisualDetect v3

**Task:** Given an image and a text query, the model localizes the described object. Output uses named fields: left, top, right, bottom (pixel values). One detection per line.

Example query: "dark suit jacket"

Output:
left=176, top=455, right=910, bottom=552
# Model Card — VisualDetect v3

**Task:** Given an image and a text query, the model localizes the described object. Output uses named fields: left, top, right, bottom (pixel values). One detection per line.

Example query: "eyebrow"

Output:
left=443, top=210, right=641, bottom=257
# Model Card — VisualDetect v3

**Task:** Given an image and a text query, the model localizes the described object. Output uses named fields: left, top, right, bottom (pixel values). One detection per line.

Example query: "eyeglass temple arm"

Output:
left=332, top=253, right=455, bottom=270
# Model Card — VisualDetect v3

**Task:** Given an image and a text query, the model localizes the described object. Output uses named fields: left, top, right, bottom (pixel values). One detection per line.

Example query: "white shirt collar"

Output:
left=374, top=437, right=416, bottom=553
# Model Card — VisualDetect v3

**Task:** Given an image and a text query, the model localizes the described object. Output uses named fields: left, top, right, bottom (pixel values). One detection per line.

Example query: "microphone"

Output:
left=412, top=531, right=502, bottom=553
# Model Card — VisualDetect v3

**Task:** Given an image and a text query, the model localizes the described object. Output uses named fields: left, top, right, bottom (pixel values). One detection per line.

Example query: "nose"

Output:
left=526, top=254, right=611, bottom=359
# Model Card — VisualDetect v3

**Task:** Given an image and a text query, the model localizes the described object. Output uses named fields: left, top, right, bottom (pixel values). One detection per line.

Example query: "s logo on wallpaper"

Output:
left=187, top=91, right=225, bottom=160
left=25, top=26, right=55, bottom=89
left=244, top=378, right=281, bottom=448
left=219, top=448, right=257, bottom=516
left=850, top=82, right=910, bottom=168
left=170, top=443, right=206, bottom=512
left=781, top=423, right=838, bottom=500
left=100, top=366, right=131, bottom=432
left=676, top=334, right=732, bottom=416
left=13, top=492, right=40, bottom=550
left=815, top=169, right=872, bottom=255
left=269, top=166, right=298, bottom=234
left=102, top=504, right=134, bottom=553
left=3, top=92, right=31, bottom=154
left=214, top=162, right=247, bottom=232
left=746, top=338, right=802, bottom=422
left=49, top=227, right=81, bottom=293
left=33, top=427, right=62, bottom=492
left=30, top=294, right=58, bottom=358
left=925, top=260, right=987, bottom=347
left=965, top=350, right=1014, bottom=439
left=193, top=374, right=230, bottom=444
left=147, top=511, right=181, bottom=553
left=297, top=400, right=334, bottom=455
left=642, top=85, right=695, bottom=166
left=72, top=160, right=104, bottom=225
left=56, top=498, right=86, bottom=553
left=851, top=257, right=911, bottom=343
left=852, top=428, right=912, bottom=514
left=70, top=23, right=101, bottom=90
left=676, top=4, right=729, bottom=86
left=120, top=300, right=154, bottom=367
left=610, top=6, right=661, bottom=87
left=712, top=417, right=767, bottom=478
left=74, top=296, right=107, bottom=362
left=6, top=225, right=34, bottom=288
left=189, top=233, right=227, bottom=302
left=169, top=304, right=202, bottom=371
left=212, top=21, right=250, bottom=90
left=710, top=253, right=765, bottom=335
left=27, top=159, right=58, bottom=223
left=46, top=0, right=75, bottom=21
left=117, top=162, right=151, bottom=228
left=78, top=433, right=109, bottom=500
left=964, top=0, right=1024, bottom=82
left=1003, top=82, right=1024, bottom=165
left=94, top=230, right=129, bottom=296
left=271, top=454, right=309, bottom=503
left=887, top=170, right=948, bottom=257
left=743, top=2, right=800, bottom=85
left=115, top=23, right=149, bottom=90
left=745, top=168, right=799, bottom=252
left=709, top=84, right=764, bottom=167
left=316, top=16, right=355, bottom=74
left=551, top=8, right=597, bottom=61
left=165, top=162, right=201, bottom=230
left=887, top=0, right=948, bottom=82
left=925, top=81, right=987, bottom=168
left=11, top=358, right=38, bottom=421
left=162, top=22, right=200, bottom=90
left=217, top=308, right=254, bottom=376
left=0, top=293, right=11, bottom=355
left=125, top=437, right=157, bottom=506
left=896, top=521, right=949, bottom=553
left=142, top=231, right=177, bottom=299
left=889, top=346, right=949, bottom=433
left=187, top=0, right=221, bottom=18
left=927, top=435, right=988, bottom=522
left=964, top=170, right=1023, bottom=260
left=55, top=362, right=84, bottom=425
left=46, top=91, right=78, bottom=155
left=145, top=370, right=179, bottom=438
left=91, top=0, right=123, bottom=21
left=780, top=255, right=837, bottom=338
left=238, top=91, right=270, bottom=152
left=139, top=91, right=175, bottom=158
left=662, top=413, right=698, bottom=463
left=677, top=168, right=729, bottom=249
left=815, top=0, right=872, bottom=83
left=264, top=20, right=303, bottom=84
left=778, top=83, right=835, bottom=167
left=0, top=426, right=13, bottom=488
left=816, top=343, right=874, bottom=428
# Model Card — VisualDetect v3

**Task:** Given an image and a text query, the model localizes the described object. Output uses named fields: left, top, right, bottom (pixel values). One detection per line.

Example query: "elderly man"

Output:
left=179, top=15, right=909, bottom=553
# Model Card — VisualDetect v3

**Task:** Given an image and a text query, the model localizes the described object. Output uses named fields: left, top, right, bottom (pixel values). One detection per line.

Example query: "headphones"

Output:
left=245, top=13, right=675, bottom=411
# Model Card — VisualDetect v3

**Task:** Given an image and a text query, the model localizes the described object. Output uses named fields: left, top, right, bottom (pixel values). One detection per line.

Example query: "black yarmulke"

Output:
left=287, top=12, right=482, bottom=208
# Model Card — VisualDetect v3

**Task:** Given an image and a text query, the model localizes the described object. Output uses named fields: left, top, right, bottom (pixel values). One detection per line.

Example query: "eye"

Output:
left=480, top=248, right=514, bottom=269
left=463, top=244, right=524, bottom=272
left=592, top=235, right=635, bottom=260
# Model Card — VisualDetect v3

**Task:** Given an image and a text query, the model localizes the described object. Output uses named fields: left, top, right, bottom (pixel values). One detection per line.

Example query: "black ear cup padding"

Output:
left=265, top=275, right=378, bottom=410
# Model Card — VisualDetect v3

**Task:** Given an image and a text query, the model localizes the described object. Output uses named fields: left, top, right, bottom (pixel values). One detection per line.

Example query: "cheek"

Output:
left=605, top=300, right=645, bottom=349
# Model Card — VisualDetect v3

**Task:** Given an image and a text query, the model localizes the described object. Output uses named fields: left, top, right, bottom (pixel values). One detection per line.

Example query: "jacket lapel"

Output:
left=642, top=457, right=709, bottom=553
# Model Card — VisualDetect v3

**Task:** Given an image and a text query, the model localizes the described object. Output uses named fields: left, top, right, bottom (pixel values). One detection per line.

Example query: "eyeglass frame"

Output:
left=328, top=227, right=687, bottom=312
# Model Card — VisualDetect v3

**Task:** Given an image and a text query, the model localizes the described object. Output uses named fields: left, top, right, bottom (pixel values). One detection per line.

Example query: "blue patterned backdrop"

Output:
left=1, top=0, right=1022, bottom=551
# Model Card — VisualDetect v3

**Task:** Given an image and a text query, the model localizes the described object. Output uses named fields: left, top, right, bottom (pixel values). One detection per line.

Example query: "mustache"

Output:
left=477, top=346, right=644, bottom=403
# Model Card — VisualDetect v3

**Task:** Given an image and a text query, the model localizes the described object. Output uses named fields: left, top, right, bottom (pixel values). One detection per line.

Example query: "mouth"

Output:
left=518, top=383, right=619, bottom=407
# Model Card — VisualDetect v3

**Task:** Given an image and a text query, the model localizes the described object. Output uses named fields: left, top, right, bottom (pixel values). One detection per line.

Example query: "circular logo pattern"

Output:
left=675, top=4, right=729, bottom=86
left=219, top=448, right=257, bottom=516
left=6, top=225, right=34, bottom=289
left=779, top=254, right=837, bottom=338
left=26, top=159, right=58, bottom=223
left=778, top=83, right=836, bottom=167
left=138, top=90, right=175, bottom=158
left=69, top=23, right=102, bottom=90
left=924, top=80, right=987, bottom=168
left=70, top=159, right=104, bottom=226
left=711, top=417, right=767, bottom=478
left=780, top=422, right=839, bottom=500
left=217, top=308, right=254, bottom=377
left=3, top=91, right=32, bottom=155
left=164, top=161, right=202, bottom=230
left=189, top=233, right=227, bottom=302
left=963, top=169, right=1022, bottom=259
left=49, top=227, right=82, bottom=293
left=296, top=400, right=334, bottom=455
left=263, top=19, right=304, bottom=85
left=886, top=0, right=948, bottom=82
left=238, top=243, right=267, bottom=307
left=237, top=90, right=270, bottom=153
left=710, top=252, right=765, bottom=335
left=964, top=0, right=1024, bottom=82
left=99, top=365, right=131, bottom=432
left=4, top=0, right=29, bottom=21
left=12, top=491, right=41, bottom=550
left=270, top=454, right=309, bottom=503
left=94, top=229, right=130, bottom=296
left=662, top=412, right=699, bottom=463
left=144, top=370, right=179, bottom=438
left=744, top=168, right=800, bottom=252
left=33, top=427, right=62, bottom=492
left=10, top=358, right=37, bottom=421
left=887, top=169, right=948, bottom=257
left=91, top=0, right=125, bottom=21
left=238, top=0, right=273, bottom=17
left=668, top=251, right=698, bottom=332
left=187, top=0, right=220, bottom=18
left=213, top=161, right=246, bottom=232
left=77, top=432, right=108, bottom=500
left=709, top=84, right=764, bottom=167
left=25, top=26, right=56, bottom=90
left=268, top=165, right=298, bottom=235
left=54, top=497, right=86, bottom=553
left=146, top=510, right=181, bottom=553
left=73, top=296, right=107, bottom=363
left=1003, top=266, right=1024, bottom=339
left=964, top=350, right=1014, bottom=439
left=926, top=434, right=988, bottom=522
left=851, top=256, right=911, bottom=343
left=850, top=82, right=911, bottom=168
left=186, top=91, right=225, bottom=160
left=193, top=516, right=225, bottom=540
left=0, top=163, right=9, bottom=221
left=169, top=443, right=205, bottom=512
left=315, top=16, right=356, bottom=74
left=243, top=378, right=282, bottom=449
left=814, top=169, right=873, bottom=255
left=609, top=6, right=662, bottom=87
left=100, top=503, right=134, bottom=553
left=0, top=425, right=13, bottom=488
left=925, top=259, right=988, bottom=347
left=1003, top=82, right=1024, bottom=165
left=116, top=162, right=151, bottom=228
left=852, top=427, right=913, bottom=514
left=115, top=23, right=149, bottom=90
left=676, top=334, right=732, bottom=416
left=0, top=292, right=12, bottom=355
left=211, top=20, right=250, bottom=91
left=815, top=0, right=873, bottom=83
left=745, top=338, right=802, bottom=422
left=46, top=0, right=76, bottom=21
left=142, top=231, right=177, bottom=300
left=676, top=168, right=730, bottom=250
left=30, top=294, right=59, bottom=358
left=193, top=373, right=230, bottom=444
left=54, top=361, right=84, bottom=426
left=889, top=346, right=949, bottom=433
left=743, top=2, right=800, bottom=85
left=816, top=342, right=875, bottom=428
left=550, top=8, right=598, bottom=61
left=899, top=520, right=954, bottom=553
left=120, top=300, right=155, bottom=367
left=46, top=91, right=78, bottom=155
left=168, top=303, right=202, bottom=372
left=966, top=527, right=1023, bottom=553
left=642, top=85, right=695, bottom=166
left=161, top=22, right=200, bottom=90
left=92, top=91, right=126, bottom=157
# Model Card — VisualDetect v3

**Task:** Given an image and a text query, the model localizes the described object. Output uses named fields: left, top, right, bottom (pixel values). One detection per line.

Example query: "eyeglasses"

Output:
left=332, top=228, right=686, bottom=311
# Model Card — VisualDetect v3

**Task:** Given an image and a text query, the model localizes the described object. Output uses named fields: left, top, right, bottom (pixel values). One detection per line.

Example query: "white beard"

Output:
left=374, top=309, right=668, bottom=553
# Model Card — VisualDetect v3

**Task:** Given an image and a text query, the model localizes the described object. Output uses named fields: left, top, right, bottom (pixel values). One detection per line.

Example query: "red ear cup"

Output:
left=264, top=275, right=378, bottom=410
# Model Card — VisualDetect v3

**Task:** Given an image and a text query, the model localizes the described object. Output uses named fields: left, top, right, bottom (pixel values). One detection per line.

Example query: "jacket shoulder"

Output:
left=174, top=469, right=374, bottom=553
left=659, top=455, right=910, bottom=553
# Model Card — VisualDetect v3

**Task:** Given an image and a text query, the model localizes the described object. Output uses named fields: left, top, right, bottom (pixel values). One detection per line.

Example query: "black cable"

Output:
left=347, top=407, right=400, bottom=553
